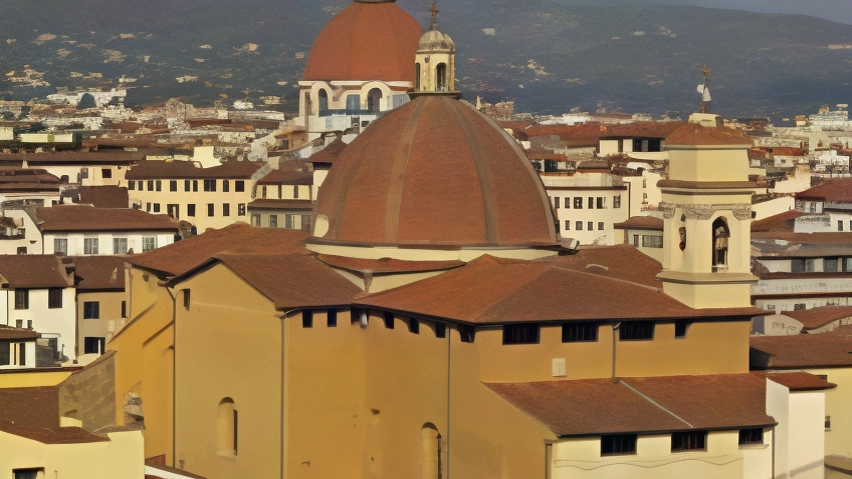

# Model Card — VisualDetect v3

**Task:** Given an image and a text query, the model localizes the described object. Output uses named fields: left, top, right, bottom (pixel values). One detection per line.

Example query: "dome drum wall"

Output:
left=310, top=96, right=558, bottom=257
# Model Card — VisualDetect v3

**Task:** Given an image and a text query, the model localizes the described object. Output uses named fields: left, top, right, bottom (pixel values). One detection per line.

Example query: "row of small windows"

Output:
left=550, top=196, right=621, bottom=210
left=791, top=257, right=852, bottom=273
left=250, top=213, right=311, bottom=231
left=296, top=312, right=688, bottom=345
left=562, top=221, right=605, bottom=232
left=838, top=220, right=852, bottom=232
left=145, top=203, right=246, bottom=217
left=72, top=237, right=157, bottom=255
left=13, top=288, right=64, bottom=310
left=259, top=185, right=302, bottom=199
left=601, top=428, right=763, bottom=456
left=128, top=179, right=246, bottom=193
left=632, top=234, right=663, bottom=249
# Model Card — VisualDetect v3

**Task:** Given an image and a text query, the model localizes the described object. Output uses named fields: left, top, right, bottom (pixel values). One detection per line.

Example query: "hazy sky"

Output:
left=551, top=0, right=852, bottom=25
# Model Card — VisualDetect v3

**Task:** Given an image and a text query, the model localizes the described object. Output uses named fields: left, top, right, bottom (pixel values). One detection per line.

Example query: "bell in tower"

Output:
left=411, top=1, right=460, bottom=99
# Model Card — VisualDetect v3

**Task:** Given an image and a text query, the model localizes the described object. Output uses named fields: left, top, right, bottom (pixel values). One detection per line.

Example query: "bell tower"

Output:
left=412, top=1, right=460, bottom=98
left=657, top=113, right=758, bottom=309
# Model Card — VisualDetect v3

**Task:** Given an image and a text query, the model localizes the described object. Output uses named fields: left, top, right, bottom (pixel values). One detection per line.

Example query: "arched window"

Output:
left=712, top=218, right=730, bottom=271
left=415, top=63, right=422, bottom=91
left=318, top=89, right=329, bottom=115
left=421, top=423, right=442, bottom=479
left=217, top=398, right=237, bottom=455
left=367, top=88, right=382, bottom=113
left=436, top=63, right=447, bottom=91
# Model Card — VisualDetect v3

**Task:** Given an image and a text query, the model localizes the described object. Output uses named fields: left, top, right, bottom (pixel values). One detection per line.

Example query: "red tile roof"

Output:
left=0, top=387, right=109, bottom=444
left=797, top=178, right=852, bottom=204
left=77, top=186, right=129, bottom=209
left=539, top=244, right=663, bottom=288
left=202, top=253, right=362, bottom=310
left=0, top=255, right=72, bottom=288
left=786, top=306, right=852, bottom=331
left=317, top=254, right=464, bottom=275
left=34, top=206, right=180, bottom=233
left=72, top=256, right=126, bottom=291
left=666, top=124, right=753, bottom=146
left=750, top=326, right=852, bottom=369
left=356, top=255, right=758, bottom=324
left=303, top=1, right=423, bottom=82
left=0, top=150, right=142, bottom=164
left=603, top=121, right=686, bottom=139
left=614, top=216, right=664, bottom=231
left=307, top=137, right=348, bottom=165
left=751, top=210, right=802, bottom=232
left=0, top=168, right=61, bottom=185
left=485, top=373, right=773, bottom=437
left=247, top=199, right=313, bottom=211
left=129, top=223, right=309, bottom=277
left=313, top=96, right=557, bottom=248
left=751, top=231, right=852, bottom=244
left=767, top=372, right=836, bottom=391
left=256, top=164, right=312, bottom=185
left=0, top=326, right=39, bottom=340
left=126, top=159, right=262, bottom=180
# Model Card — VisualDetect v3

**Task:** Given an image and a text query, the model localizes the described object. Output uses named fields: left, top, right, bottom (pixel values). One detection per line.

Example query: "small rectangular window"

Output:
left=84, top=238, right=99, bottom=255
left=188, top=204, right=196, bottom=217
left=183, top=290, right=191, bottom=310
left=170, top=180, right=178, bottom=192
left=641, top=236, right=663, bottom=248
left=826, top=416, right=831, bottom=430
left=574, top=197, right=583, bottom=209
left=223, top=180, right=230, bottom=192
left=208, top=204, right=215, bottom=217
left=614, top=195, right=621, bottom=208
left=285, top=214, right=294, bottom=229
left=554, top=197, right=560, bottom=209
left=156, top=180, right=162, bottom=191
left=270, top=215, right=278, bottom=228
left=619, top=322, right=654, bottom=341
left=738, top=428, right=764, bottom=445
left=564, top=220, right=570, bottom=231
left=113, top=237, right=128, bottom=254
left=147, top=180, right=154, bottom=191
left=503, top=324, right=540, bottom=345
left=142, top=237, right=157, bottom=252
left=0, top=343, right=8, bottom=365
left=839, top=221, right=844, bottom=232
left=824, top=258, right=839, bottom=273
left=54, top=238, right=68, bottom=256
left=601, top=434, right=637, bottom=456
left=15, top=289, right=29, bottom=310
left=596, top=197, right=605, bottom=209
left=223, top=203, right=230, bottom=217
left=13, top=468, right=44, bottom=479
left=235, top=181, right=245, bottom=192
left=83, top=337, right=105, bottom=355
left=121, top=301, right=127, bottom=318
left=81, top=167, right=89, bottom=179
left=588, top=197, right=594, bottom=209
left=302, top=310, right=313, bottom=328
left=794, top=303, right=806, bottom=311
left=598, top=222, right=604, bottom=231
left=193, top=180, right=199, bottom=192
left=675, top=320, right=690, bottom=338
left=564, top=197, right=570, bottom=209
left=204, top=179, right=217, bottom=192
left=262, top=186, right=267, bottom=198
left=128, top=180, right=135, bottom=190
left=383, top=312, right=394, bottom=329
left=327, top=310, right=337, bottom=327
left=251, top=214, right=261, bottom=226
left=435, top=323, right=446, bottom=338
left=408, top=318, right=420, bottom=334
left=238, top=203, right=246, bottom=216
left=185, top=180, right=191, bottom=192
left=48, top=288, right=63, bottom=309
left=83, top=301, right=100, bottom=319
left=671, top=431, right=707, bottom=452
left=576, top=221, right=583, bottom=231
left=587, top=221, right=593, bottom=231
left=153, top=203, right=161, bottom=213
left=294, top=185, right=300, bottom=199
left=562, top=322, right=598, bottom=342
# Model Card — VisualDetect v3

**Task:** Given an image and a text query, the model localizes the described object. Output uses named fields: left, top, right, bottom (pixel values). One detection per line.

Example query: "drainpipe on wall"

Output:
left=544, top=441, right=554, bottom=479
left=611, top=322, right=621, bottom=381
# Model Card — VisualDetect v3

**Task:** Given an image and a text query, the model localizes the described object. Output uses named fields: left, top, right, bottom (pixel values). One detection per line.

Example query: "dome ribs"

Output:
left=383, top=98, right=427, bottom=243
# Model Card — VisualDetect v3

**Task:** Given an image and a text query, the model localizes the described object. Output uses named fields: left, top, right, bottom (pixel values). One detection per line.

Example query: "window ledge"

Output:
left=738, top=443, right=769, bottom=450
left=216, top=451, right=237, bottom=462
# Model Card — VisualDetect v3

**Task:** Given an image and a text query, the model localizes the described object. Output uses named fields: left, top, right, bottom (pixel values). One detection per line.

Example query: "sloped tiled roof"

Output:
left=356, top=255, right=759, bottom=324
left=307, top=137, right=348, bottom=165
left=0, top=387, right=108, bottom=444
left=73, top=256, right=126, bottom=291
left=77, top=186, right=129, bottom=209
left=485, top=373, right=773, bottom=437
left=0, top=255, right=71, bottom=288
left=767, top=372, right=836, bottom=391
left=613, top=216, right=664, bottom=231
left=750, top=326, right=852, bottom=369
left=751, top=210, right=802, bottom=232
left=796, top=178, right=852, bottom=203
left=0, top=326, right=39, bottom=340
left=129, top=223, right=310, bottom=278
left=666, top=124, right=753, bottom=146
left=317, top=254, right=464, bottom=275
left=34, top=206, right=180, bottom=233
left=539, top=244, right=663, bottom=288
left=256, top=164, right=312, bottom=185
left=786, top=306, right=852, bottom=331
left=126, top=160, right=262, bottom=180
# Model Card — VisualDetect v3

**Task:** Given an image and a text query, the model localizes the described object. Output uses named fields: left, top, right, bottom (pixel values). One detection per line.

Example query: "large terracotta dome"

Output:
left=312, top=96, right=558, bottom=248
left=303, top=0, right=424, bottom=82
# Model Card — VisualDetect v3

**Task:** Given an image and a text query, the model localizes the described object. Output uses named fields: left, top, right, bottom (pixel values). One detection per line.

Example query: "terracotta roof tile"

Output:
left=77, top=186, right=129, bottom=209
left=34, top=205, right=180, bottom=233
left=307, top=137, right=348, bottom=165
left=666, top=124, right=752, bottom=146
left=126, top=160, right=262, bottom=180
left=0, top=255, right=71, bottom=288
left=0, top=326, right=39, bottom=340
left=129, top=223, right=310, bottom=277
left=356, top=255, right=758, bottom=324
left=613, top=216, right=664, bottom=231
left=768, top=372, right=836, bottom=391
left=0, top=150, right=142, bottom=164
left=317, top=254, right=464, bottom=275
left=538, top=244, right=663, bottom=288
left=303, top=1, right=423, bottom=82
left=785, top=306, right=852, bottom=330
left=72, top=256, right=126, bottom=291
left=207, top=253, right=362, bottom=310
left=750, top=326, right=852, bottom=369
left=485, top=373, right=773, bottom=437
left=0, top=168, right=61, bottom=185
left=751, top=231, right=852, bottom=245
left=751, top=210, right=802, bottom=232
left=256, top=164, right=312, bottom=185
left=603, top=121, right=686, bottom=139
left=0, top=387, right=108, bottom=444
left=797, top=178, right=852, bottom=204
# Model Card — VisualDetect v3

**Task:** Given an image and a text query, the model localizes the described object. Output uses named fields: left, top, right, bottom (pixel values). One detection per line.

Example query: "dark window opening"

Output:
left=48, top=288, right=63, bottom=309
left=170, top=180, right=178, bottom=192
left=503, top=324, right=540, bottom=345
left=408, top=318, right=420, bottom=334
left=435, top=323, right=446, bottom=338
left=367, top=88, right=382, bottom=113
left=675, top=320, right=690, bottom=338
left=83, top=301, right=100, bottom=319
left=14, top=289, right=28, bottom=310
left=738, top=428, right=764, bottom=445
left=436, top=63, right=447, bottom=90
left=183, top=290, right=191, bottom=310
left=223, top=180, right=230, bottom=193
left=84, top=337, right=106, bottom=355
left=327, top=310, right=337, bottom=327
left=235, top=181, right=245, bottom=192
left=562, top=322, right=598, bottom=342
left=302, top=310, right=313, bottom=328
left=619, top=322, right=654, bottom=341
left=712, top=217, right=730, bottom=270
left=459, top=325, right=475, bottom=343
left=383, top=312, right=394, bottom=329
left=671, top=431, right=707, bottom=452
left=601, top=434, right=637, bottom=456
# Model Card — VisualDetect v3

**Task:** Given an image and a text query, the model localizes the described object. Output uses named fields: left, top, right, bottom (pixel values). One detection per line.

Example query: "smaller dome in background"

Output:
left=418, top=30, right=455, bottom=52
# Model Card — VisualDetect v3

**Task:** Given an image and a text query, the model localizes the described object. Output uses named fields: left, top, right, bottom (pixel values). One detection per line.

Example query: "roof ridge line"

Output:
left=548, top=264, right=661, bottom=292
left=619, top=380, right=693, bottom=428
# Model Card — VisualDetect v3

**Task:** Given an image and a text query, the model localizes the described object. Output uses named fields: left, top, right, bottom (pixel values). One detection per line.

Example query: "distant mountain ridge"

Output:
left=0, top=0, right=850, bottom=120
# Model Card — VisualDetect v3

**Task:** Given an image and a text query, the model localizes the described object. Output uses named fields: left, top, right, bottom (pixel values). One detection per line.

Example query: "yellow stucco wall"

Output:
left=77, top=290, right=128, bottom=356
left=0, top=370, right=74, bottom=388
